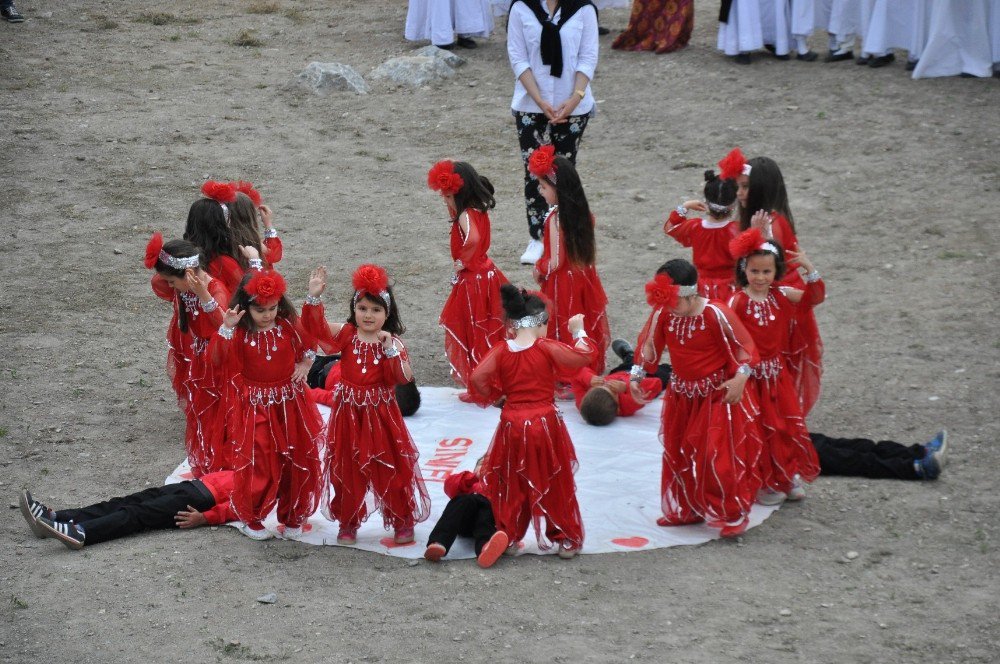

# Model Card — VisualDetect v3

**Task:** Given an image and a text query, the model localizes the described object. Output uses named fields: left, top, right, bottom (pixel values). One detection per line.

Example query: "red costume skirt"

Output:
left=229, top=381, right=324, bottom=527
left=439, top=262, right=508, bottom=406
left=659, top=370, right=761, bottom=529
left=178, top=343, right=228, bottom=477
left=785, top=304, right=824, bottom=418
left=698, top=276, right=737, bottom=303
left=541, top=265, right=610, bottom=374
left=480, top=403, right=584, bottom=550
left=612, top=0, right=694, bottom=54
left=324, top=382, right=431, bottom=530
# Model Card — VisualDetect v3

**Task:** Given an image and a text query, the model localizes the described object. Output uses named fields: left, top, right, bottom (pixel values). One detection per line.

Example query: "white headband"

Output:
left=760, top=242, right=779, bottom=255
left=511, top=311, right=549, bottom=329
left=742, top=164, right=752, bottom=176
left=159, top=250, right=199, bottom=270
left=678, top=284, right=698, bottom=297
left=354, top=290, right=391, bottom=308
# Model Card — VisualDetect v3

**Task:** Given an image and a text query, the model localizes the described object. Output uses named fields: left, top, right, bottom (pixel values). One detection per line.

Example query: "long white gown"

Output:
left=405, top=0, right=495, bottom=45
left=718, top=0, right=765, bottom=55
left=912, top=0, right=992, bottom=78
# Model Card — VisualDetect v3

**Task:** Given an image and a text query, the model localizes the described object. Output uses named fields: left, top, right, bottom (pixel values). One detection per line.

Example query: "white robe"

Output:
left=990, top=0, right=1000, bottom=66
left=719, top=0, right=765, bottom=55
left=759, top=0, right=793, bottom=54
left=863, top=0, right=915, bottom=56
left=405, top=0, right=494, bottom=45
left=912, top=0, right=992, bottom=78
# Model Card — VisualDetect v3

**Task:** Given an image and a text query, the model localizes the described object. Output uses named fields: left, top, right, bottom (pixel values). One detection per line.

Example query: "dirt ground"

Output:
left=2, top=1, right=998, bottom=662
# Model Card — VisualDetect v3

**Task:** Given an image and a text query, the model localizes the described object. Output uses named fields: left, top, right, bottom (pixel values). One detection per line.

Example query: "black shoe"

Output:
left=19, top=490, right=54, bottom=539
left=38, top=517, right=86, bottom=550
left=906, top=59, right=918, bottom=71
left=764, top=44, right=776, bottom=53
left=598, top=26, right=610, bottom=36
left=456, top=37, right=477, bottom=49
left=1, top=4, right=24, bottom=22
left=796, top=51, right=818, bottom=62
left=855, top=54, right=872, bottom=65
left=611, top=339, right=634, bottom=365
left=733, top=53, right=752, bottom=65
left=824, top=50, right=853, bottom=63
left=868, top=53, right=895, bottom=68
left=435, top=43, right=455, bottom=51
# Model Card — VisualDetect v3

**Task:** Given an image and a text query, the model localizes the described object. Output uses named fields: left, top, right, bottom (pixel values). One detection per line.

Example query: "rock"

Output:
left=296, top=62, right=368, bottom=96
left=411, top=45, right=466, bottom=69
left=779, top=609, right=792, bottom=616
left=256, top=592, right=277, bottom=604
left=647, top=243, right=657, bottom=250
left=407, top=559, right=419, bottom=567
left=370, top=56, right=455, bottom=87
left=113, top=248, right=124, bottom=255
left=845, top=551, right=859, bottom=560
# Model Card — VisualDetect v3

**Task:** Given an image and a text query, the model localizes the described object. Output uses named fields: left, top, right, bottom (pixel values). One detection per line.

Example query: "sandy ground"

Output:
left=2, top=1, right=999, bottom=662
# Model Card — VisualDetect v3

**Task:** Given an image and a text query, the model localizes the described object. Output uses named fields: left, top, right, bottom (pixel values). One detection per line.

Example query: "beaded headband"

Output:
left=511, top=311, right=549, bottom=329
left=677, top=284, right=698, bottom=297
left=706, top=201, right=732, bottom=215
left=159, top=251, right=199, bottom=270
left=353, top=290, right=391, bottom=308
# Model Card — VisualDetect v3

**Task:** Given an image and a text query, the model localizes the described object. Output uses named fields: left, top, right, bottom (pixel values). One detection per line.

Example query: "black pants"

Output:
left=427, top=493, right=496, bottom=555
left=608, top=360, right=673, bottom=390
left=55, top=481, right=216, bottom=545
left=810, top=433, right=924, bottom=480
left=514, top=111, right=590, bottom=240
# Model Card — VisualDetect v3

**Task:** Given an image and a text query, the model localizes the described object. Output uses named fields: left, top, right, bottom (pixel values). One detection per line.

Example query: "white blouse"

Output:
left=507, top=2, right=599, bottom=115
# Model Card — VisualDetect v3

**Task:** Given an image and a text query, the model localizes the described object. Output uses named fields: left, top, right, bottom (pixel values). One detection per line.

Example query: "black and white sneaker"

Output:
left=611, top=338, right=634, bottom=365
left=1, top=4, right=25, bottom=22
left=19, top=489, right=55, bottom=538
left=38, top=518, right=86, bottom=550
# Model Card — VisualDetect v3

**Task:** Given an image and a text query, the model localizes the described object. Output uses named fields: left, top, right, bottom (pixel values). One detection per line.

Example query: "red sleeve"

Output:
left=202, top=501, right=238, bottom=525
left=770, top=214, right=801, bottom=271
left=567, top=366, right=597, bottom=410
left=263, top=236, right=283, bottom=265
left=286, top=318, right=318, bottom=364
left=456, top=213, right=482, bottom=266
left=198, top=472, right=238, bottom=525
left=536, top=210, right=562, bottom=276
left=636, top=307, right=668, bottom=374
left=306, top=387, right=336, bottom=407
left=708, top=303, right=759, bottom=373
left=383, top=339, right=412, bottom=386
left=470, top=343, right=505, bottom=403
left=301, top=302, right=353, bottom=355
left=800, top=279, right=825, bottom=307
left=186, top=280, right=228, bottom=340
left=663, top=211, right=696, bottom=247
left=539, top=337, right=596, bottom=372
left=208, top=324, right=243, bottom=373
left=444, top=471, right=479, bottom=499
left=151, top=273, right=174, bottom=302
left=208, top=255, right=245, bottom=294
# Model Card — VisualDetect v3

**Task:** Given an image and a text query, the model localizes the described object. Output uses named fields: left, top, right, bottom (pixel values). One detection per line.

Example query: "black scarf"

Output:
left=509, top=0, right=597, bottom=79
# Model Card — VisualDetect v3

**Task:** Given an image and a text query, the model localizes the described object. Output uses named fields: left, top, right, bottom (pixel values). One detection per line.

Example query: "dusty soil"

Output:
left=2, top=1, right=998, bottom=662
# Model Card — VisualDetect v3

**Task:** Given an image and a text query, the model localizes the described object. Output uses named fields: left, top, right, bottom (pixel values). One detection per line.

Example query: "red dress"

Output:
left=612, top=0, right=694, bottom=54
left=300, top=308, right=430, bottom=531
left=536, top=206, right=610, bottom=373
left=210, top=318, right=324, bottom=528
left=664, top=210, right=739, bottom=301
left=637, top=301, right=761, bottom=530
left=206, top=254, right=245, bottom=295
left=263, top=234, right=283, bottom=266
left=439, top=209, right=509, bottom=405
left=470, top=337, right=596, bottom=551
left=151, top=274, right=231, bottom=477
left=769, top=213, right=824, bottom=416
left=728, top=284, right=824, bottom=493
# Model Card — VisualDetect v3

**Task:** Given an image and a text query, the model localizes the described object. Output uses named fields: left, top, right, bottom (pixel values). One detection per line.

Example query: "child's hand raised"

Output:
left=750, top=210, right=772, bottom=234
left=376, top=330, right=393, bottom=349
left=308, top=267, right=327, bottom=297
left=259, top=204, right=273, bottom=229
left=185, top=269, right=211, bottom=299
left=683, top=200, right=707, bottom=212
left=223, top=306, right=245, bottom=328
left=787, top=248, right=814, bottom=274
left=567, top=314, right=585, bottom=335
left=240, top=245, right=261, bottom=261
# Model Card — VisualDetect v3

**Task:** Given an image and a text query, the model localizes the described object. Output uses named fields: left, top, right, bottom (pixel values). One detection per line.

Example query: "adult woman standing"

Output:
left=507, top=0, right=599, bottom=264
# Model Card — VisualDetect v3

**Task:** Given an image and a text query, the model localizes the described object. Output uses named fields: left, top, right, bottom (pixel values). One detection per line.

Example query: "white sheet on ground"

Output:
left=168, top=387, right=779, bottom=557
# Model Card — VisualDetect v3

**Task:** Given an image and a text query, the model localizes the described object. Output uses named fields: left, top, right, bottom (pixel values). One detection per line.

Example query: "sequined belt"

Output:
left=335, top=382, right=395, bottom=407
left=247, top=380, right=303, bottom=407
left=669, top=369, right=726, bottom=398
left=750, top=356, right=783, bottom=380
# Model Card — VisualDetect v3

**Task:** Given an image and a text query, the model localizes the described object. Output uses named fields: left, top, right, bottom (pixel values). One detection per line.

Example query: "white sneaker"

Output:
left=519, top=239, right=543, bottom=265
left=280, top=526, right=303, bottom=540
left=236, top=523, right=274, bottom=540
left=787, top=477, right=806, bottom=501
left=756, top=487, right=787, bottom=506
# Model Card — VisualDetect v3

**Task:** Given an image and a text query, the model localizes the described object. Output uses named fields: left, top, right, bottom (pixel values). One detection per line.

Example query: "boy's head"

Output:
left=580, top=386, right=619, bottom=426
left=395, top=380, right=421, bottom=417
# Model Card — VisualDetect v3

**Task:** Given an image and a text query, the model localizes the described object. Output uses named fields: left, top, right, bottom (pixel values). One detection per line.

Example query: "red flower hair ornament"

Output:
left=232, top=180, right=262, bottom=207
left=729, top=228, right=779, bottom=260
left=645, top=273, right=681, bottom=311
left=245, top=269, right=287, bottom=306
left=718, top=147, right=750, bottom=181
left=527, top=144, right=557, bottom=182
left=144, top=232, right=164, bottom=269
left=427, top=160, right=465, bottom=196
left=200, top=180, right=237, bottom=205
left=352, top=264, right=391, bottom=308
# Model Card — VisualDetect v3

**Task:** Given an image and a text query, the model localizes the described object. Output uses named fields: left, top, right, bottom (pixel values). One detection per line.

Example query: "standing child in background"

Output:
left=145, top=234, right=230, bottom=477
left=529, top=145, right=610, bottom=375
left=228, top=181, right=283, bottom=270
left=211, top=269, right=324, bottom=541
left=663, top=148, right=747, bottom=302
left=301, top=265, right=430, bottom=545
left=427, top=159, right=509, bottom=405
left=727, top=229, right=824, bottom=504
left=736, top=154, right=824, bottom=416
left=185, top=181, right=244, bottom=293
left=470, top=284, right=595, bottom=559
left=633, top=259, right=761, bottom=538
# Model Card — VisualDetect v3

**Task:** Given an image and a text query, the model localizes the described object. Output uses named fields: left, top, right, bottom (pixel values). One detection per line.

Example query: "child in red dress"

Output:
left=300, top=264, right=430, bottom=545
left=470, top=284, right=596, bottom=559
left=663, top=148, right=747, bottom=301
left=184, top=181, right=245, bottom=293
left=211, top=269, right=324, bottom=540
left=727, top=228, right=825, bottom=504
left=427, top=160, right=508, bottom=405
left=528, top=145, right=610, bottom=374
left=227, top=181, right=283, bottom=271
left=736, top=155, right=823, bottom=416
left=145, top=234, right=231, bottom=477
left=633, top=259, right=761, bottom=538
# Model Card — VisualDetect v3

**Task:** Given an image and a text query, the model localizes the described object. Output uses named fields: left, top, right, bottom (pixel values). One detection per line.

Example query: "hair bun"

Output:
left=704, top=170, right=718, bottom=182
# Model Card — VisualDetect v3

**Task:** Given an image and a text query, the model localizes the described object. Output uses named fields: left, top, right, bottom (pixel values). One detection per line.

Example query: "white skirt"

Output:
left=405, top=0, right=494, bottom=44
left=759, top=0, right=792, bottom=54
left=790, top=0, right=814, bottom=39
left=912, top=0, right=992, bottom=78
left=862, top=0, right=915, bottom=55
left=718, top=0, right=765, bottom=55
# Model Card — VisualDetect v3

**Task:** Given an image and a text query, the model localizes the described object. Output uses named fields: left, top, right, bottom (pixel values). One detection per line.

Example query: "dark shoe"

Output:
left=455, top=37, right=477, bottom=49
left=906, top=59, right=918, bottom=71
left=611, top=338, right=634, bottom=364
left=435, top=43, right=455, bottom=51
left=796, top=51, right=818, bottom=62
left=764, top=44, right=776, bottom=53
left=869, top=53, right=895, bottom=68
left=598, top=26, right=610, bottom=36
left=733, top=53, right=752, bottom=65
left=925, top=430, right=948, bottom=468
left=1, top=5, right=24, bottom=22
left=38, top=518, right=85, bottom=550
left=855, top=54, right=872, bottom=65
left=825, top=50, right=853, bottom=63
left=915, top=450, right=941, bottom=480
left=19, top=490, right=54, bottom=538
left=765, top=45, right=790, bottom=61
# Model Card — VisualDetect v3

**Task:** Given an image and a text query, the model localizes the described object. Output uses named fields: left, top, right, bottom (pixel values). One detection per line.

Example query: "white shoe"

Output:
left=519, top=239, right=543, bottom=265
left=236, top=523, right=274, bottom=540
left=786, top=477, right=806, bottom=501
left=756, top=487, right=787, bottom=506
left=280, top=526, right=303, bottom=540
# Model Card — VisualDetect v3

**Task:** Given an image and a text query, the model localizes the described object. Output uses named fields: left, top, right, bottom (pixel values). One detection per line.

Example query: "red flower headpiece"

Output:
left=352, top=264, right=391, bottom=307
left=645, top=273, right=680, bottom=310
left=200, top=180, right=237, bottom=205
left=729, top=228, right=772, bottom=260
left=527, top=144, right=557, bottom=181
left=232, top=180, right=262, bottom=207
left=427, top=160, right=465, bottom=196
left=245, top=269, right=287, bottom=306
left=718, top=147, right=749, bottom=182
left=144, top=232, right=164, bottom=269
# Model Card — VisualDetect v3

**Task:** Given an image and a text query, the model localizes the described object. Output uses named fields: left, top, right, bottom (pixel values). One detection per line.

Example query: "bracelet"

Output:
left=303, top=349, right=317, bottom=361
left=200, top=298, right=218, bottom=313
left=572, top=329, right=588, bottom=340
left=629, top=365, right=646, bottom=383
left=263, top=228, right=278, bottom=239
left=218, top=324, right=235, bottom=340
left=304, top=294, right=322, bottom=305
left=575, top=88, right=586, bottom=99
left=383, top=344, right=400, bottom=359
left=736, top=364, right=752, bottom=377
left=248, top=258, right=263, bottom=270
left=804, top=270, right=821, bottom=283
left=675, top=205, right=688, bottom=217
